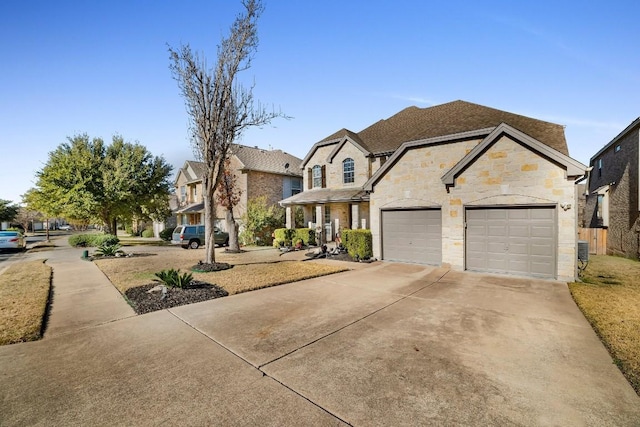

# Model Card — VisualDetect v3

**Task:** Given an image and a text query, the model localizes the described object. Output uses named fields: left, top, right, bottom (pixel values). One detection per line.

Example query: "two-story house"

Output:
left=584, top=116, right=640, bottom=259
left=174, top=144, right=303, bottom=229
left=281, top=100, right=587, bottom=280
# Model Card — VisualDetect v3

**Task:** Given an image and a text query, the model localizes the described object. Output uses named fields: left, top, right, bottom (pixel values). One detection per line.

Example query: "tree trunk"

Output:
left=226, top=208, right=239, bottom=252
left=111, top=218, right=117, bottom=237
left=203, top=177, right=216, bottom=264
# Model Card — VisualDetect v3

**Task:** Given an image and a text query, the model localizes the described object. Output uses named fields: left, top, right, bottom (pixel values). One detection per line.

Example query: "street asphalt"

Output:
left=1, top=238, right=639, bottom=426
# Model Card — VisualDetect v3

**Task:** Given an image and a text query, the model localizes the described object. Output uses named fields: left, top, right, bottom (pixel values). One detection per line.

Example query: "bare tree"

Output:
left=169, top=0, right=284, bottom=264
left=216, top=158, right=242, bottom=252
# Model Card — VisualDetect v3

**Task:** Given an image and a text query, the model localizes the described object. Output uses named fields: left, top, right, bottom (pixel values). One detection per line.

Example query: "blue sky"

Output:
left=1, top=0, right=639, bottom=205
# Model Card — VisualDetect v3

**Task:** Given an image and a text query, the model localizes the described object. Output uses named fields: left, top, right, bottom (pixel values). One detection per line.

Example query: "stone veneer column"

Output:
left=351, top=204, right=360, bottom=229
left=315, top=205, right=325, bottom=243
left=285, top=206, right=294, bottom=229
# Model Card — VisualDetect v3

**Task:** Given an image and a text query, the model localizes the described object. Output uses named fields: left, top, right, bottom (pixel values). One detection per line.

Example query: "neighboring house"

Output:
left=584, top=117, right=640, bottom=259
left=280, top=100, right=586, bottom=280
left=173, top=144, right=303, bottom=229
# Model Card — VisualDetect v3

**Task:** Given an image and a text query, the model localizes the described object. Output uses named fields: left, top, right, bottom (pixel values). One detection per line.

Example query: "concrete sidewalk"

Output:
left=1, top=243, right=639, bottom=426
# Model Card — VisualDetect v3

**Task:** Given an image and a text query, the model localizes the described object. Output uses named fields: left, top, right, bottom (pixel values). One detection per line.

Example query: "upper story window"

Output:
left=312, top=165, right=322, bottom=188
left=343, top=158, right=354, bottom=184
left=307, top=165, right=326, bottom=189
left=180, top=185, right=186, bottom=202
left=291, top=178, right=302, bottom=195
left=598, top=158, right=603, bottom=178
left=615, top=144, right=621, bottom=153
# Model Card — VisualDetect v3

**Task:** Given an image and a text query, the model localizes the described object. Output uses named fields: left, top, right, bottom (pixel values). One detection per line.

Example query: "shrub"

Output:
left=273, top=228, right=295, bottom=247
left=295, top=228, right=316, bottom=246
left=93, top=234, right=120, bottom=247
left=69, top=233, right=119, bottom=248
left=159, top=228, right=173, bottom=241
left=154, top=269, right=193, bottom=289
left=141, top=228, right=154, bottom=238
left=273, top=228, right=316, bottom=247
left=240, top=196, right=284, bottom=246
left=342, top=229, right=373, bottom=260
left=94, top=243, right=125, bottom=257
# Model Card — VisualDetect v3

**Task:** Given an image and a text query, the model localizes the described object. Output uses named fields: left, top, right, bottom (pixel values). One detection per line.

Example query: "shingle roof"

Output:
left=280, top=188, right=368, bottom=206
left=232, top=144, right=302, bottom=176
left=179, top=144, right=303, bottom=182
left=318, top=100, right=568, bottom=156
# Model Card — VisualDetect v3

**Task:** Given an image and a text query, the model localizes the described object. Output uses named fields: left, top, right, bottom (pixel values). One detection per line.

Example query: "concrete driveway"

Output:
left=1, top=260, right=639, bottom=426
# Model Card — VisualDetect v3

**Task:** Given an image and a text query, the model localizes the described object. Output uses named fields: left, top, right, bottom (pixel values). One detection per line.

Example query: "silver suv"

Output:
left=171, top=225, right=229, bottom=249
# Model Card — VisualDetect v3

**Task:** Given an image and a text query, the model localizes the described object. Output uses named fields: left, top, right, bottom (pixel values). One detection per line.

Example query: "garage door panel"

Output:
left=487, top=225, right=507, bottom=237
left=382, top=209, right=441, bottom=265
left=531, top=208, right=554, bottom=220
left=466, top=207, right=556, bottom=278
left=486, top=210, right=507, bottom=220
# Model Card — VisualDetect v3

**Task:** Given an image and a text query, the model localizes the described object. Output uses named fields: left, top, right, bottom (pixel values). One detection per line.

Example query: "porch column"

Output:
left=316, top=204, right=325, bottom=243
left=351, top=204, right=360, bottom=229
left=285, top=206, right=295, bottom=229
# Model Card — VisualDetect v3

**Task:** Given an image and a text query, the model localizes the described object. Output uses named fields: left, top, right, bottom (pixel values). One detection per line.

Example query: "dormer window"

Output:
left=343, top=158, right=354, bottom=184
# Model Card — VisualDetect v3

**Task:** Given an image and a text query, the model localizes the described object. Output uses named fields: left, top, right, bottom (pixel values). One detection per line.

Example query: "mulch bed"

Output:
left=124, top=281, right=228, bottom=314
left=190, top=262, right=233, bottom=272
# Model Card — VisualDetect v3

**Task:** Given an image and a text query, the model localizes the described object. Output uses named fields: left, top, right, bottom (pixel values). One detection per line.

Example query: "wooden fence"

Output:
left=578, top=228, right=607, bottom=255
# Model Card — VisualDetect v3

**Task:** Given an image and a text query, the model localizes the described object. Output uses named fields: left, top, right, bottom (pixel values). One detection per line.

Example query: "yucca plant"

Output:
left=154, top=268, right=193, bottom=289
left=94, top=243, right=125, bottom=257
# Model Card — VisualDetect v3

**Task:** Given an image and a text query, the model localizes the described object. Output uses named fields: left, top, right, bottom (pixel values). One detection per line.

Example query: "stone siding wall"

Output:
left=304, top=142, right=369, bottom=189
left=370, top=136, right=579, bottom=280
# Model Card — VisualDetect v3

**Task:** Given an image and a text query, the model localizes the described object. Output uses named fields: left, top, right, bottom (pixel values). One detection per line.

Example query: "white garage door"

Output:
left=381, top=209, right=442, bottom=265
left=465, top=207, right=556, bottom=278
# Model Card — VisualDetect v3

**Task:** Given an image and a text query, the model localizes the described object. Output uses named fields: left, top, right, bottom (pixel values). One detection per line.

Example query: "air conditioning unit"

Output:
left=577, top=240, right=589, bottom=262
left=577, top=240, right=589, bottom=276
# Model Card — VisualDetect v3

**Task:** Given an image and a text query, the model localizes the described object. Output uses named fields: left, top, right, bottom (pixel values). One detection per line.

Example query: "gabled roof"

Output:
left=441, top=123, right=586, bottom=186
left=363, top=123, right=586, bottom=192
left=232, top=144, right=302, bottom=176
left=174, top=160, right=206, bottom=186
left=175, top=144, right=302, bottom=185
left=590, top=116, right=640, bottom=164
left=300, top=128, right=363, bottom=168
left=315, top=100, right=569, bottom=160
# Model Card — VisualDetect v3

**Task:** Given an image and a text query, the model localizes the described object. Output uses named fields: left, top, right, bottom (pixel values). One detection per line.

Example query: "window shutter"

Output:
left=321, top=165, right=326, bottom=188
left=307, top=168, right=312, bottom=189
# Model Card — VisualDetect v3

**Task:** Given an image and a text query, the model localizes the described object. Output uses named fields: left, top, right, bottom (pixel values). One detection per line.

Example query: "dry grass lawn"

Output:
left=0, top=260, right=52, bottom=345
left=569, top=255, right=640, bottom=394
left=94, top=247, right=348, bottom=295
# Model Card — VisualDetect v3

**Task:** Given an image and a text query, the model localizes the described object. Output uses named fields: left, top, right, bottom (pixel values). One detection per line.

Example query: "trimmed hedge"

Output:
left=342, top=229, right=373, bottom=260
left=273, top=228, right=316, bottom=247
left=68, top=234, right=119, bottom=248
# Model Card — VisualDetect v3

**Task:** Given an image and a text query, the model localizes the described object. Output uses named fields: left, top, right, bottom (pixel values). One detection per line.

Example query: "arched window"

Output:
left=343, top=158, right=354, bottom=184
left=312, top=165, right=322, bottom=188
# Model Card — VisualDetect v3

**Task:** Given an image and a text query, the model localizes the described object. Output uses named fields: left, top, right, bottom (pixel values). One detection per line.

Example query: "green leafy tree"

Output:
left=169, top=0, right=286, bottom=264
left=0, top=199, right=19, bottom=223
left=30, top=134, right=173, bottom=233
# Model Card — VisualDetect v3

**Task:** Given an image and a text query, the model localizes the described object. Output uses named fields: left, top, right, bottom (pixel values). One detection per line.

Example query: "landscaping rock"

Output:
left=125, top=281, right=228, bottom=314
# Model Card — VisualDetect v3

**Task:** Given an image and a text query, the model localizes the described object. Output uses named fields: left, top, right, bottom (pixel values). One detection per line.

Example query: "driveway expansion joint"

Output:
left=165, top=309, right=352, bottom=425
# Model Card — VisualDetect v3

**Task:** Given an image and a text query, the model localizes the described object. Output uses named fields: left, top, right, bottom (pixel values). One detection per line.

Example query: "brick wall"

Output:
left=587, top=127, right=640, bottom=258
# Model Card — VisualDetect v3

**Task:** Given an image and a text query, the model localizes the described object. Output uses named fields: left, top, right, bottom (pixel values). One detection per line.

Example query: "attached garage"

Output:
left=465, top=207, right=556, bottom=278
left=381, top=209, right=442, bottom=265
